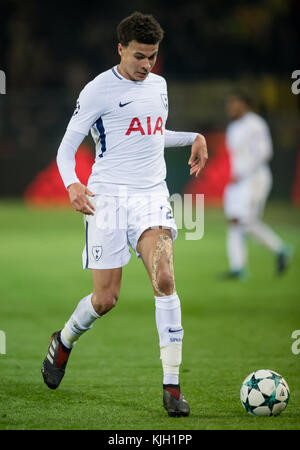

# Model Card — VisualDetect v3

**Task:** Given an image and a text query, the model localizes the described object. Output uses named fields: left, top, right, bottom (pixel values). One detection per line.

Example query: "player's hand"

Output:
left=188, top=134, right=208, bottom=177
left=67, top=183, right=96, bottom=215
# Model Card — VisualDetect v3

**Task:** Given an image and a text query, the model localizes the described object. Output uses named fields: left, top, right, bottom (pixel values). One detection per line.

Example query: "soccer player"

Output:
left=222, top=91, right=291, bottom=279
left=41, top=12, right=208, bottom=417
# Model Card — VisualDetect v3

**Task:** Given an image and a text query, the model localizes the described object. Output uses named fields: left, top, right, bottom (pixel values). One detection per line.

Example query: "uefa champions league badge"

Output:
left=160, top=94, right=168, bottom=110
left=92, top=246, right=103, bottom=261
left=73, top=99, right=80, bottom=116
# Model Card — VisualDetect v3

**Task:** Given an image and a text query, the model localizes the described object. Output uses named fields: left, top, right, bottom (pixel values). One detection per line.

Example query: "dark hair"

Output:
left=228, top=89, right=252, bottom=106
left=117, top=11, right=164, bottom=47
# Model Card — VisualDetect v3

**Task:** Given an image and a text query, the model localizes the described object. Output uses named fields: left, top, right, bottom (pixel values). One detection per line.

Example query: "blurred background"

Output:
left=0, top=0, right=299, bottom=204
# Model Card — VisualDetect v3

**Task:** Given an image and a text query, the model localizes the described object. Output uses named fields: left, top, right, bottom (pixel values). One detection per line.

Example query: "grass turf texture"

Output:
left=0, top=200, right=299, bottom=430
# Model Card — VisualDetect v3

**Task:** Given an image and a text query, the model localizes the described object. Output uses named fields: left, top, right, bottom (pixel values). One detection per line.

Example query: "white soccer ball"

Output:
left=240, top=369, right=290, bottom=416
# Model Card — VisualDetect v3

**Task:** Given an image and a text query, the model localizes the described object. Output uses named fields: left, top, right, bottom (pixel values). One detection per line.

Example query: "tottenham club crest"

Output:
left=92, top=246, right=103, bottom=261
left=160, top=93, right=168, bottom=111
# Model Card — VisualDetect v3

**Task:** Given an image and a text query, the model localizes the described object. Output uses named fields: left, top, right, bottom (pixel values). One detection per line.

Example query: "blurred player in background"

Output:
left=41, top=11, right=208, bottom=416
left=222, top=91, right=291, bottom=279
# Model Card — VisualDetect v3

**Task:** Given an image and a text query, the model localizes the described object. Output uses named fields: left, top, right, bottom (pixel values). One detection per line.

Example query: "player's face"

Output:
left=226, top=97, right=247, bottom=120
left=118, top=40, right=159, bottom=81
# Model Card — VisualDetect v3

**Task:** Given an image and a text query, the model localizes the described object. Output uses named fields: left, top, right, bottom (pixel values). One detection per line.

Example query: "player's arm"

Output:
left=57, top=80, right=108, bottom=215
left=164, top=130, right=208, bottom=177
left=56, top=129, right=95, bottom=215
left=250, top=122, right=273, bottom=167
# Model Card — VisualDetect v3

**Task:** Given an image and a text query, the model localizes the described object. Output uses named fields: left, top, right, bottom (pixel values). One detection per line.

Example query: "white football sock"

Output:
left=227, top=223, right=247, bottom=272
left=60, top=294, right=100, bottom=348
left=245, top=220, right=283, bottom=253
left=155, top=293, right=183, bottom=385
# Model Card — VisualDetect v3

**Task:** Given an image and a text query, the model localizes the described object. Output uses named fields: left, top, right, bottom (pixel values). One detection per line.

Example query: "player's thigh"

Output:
left=224, top=180, right=252, bottom=223
left=137, top=227, right=174, bottom=280
left=83, top=195, right=131, bottom=269
left=92, top=267, right=122, bottom=298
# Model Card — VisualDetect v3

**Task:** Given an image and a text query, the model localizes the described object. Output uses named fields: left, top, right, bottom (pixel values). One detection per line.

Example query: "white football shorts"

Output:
left=223, top=166, right=272, bottom=224
left=82, top=194, right=178, bottom=269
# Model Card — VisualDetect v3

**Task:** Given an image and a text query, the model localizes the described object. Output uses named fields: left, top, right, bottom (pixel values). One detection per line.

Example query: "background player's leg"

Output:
left=226, top=218, right=247, bottom=276
left=223, top=180, right=249, bottom=278
left=245, top=221, right=291, bottom=274
left=245, top=220, right=283, bottom=253
left=243, top=173, right=291, bottom=274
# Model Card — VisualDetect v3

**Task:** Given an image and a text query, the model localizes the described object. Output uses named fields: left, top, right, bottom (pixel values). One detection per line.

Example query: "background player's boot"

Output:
left=276, top=246, right=293, bottom=275
left=163, top=385, right=190, bottom=417
left=41, top=331, right=71, bottom=389
left=218, top=268, right=249, bottom=281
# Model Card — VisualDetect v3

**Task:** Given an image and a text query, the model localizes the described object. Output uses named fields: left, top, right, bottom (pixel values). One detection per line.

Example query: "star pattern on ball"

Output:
left=245, top=374, right=263, bottom=390
left=241, top=370, right=290, bottom=416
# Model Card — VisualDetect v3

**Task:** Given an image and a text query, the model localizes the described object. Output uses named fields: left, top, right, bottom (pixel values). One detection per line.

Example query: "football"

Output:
left=240, top=369, right=290, bottom=416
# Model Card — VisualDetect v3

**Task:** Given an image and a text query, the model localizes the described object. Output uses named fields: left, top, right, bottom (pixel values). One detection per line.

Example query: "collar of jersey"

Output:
left=112, top=65, right=145, bottom=84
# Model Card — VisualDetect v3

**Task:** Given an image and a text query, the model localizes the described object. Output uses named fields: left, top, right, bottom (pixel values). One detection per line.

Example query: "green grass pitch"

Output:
left=0, top=200, right=299, bottom=430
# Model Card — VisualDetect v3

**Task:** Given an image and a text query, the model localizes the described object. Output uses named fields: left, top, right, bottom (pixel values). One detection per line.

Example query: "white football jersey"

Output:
left=67, top=65, right=169, bottom=196
left=226, top=112, right=273, bottom=180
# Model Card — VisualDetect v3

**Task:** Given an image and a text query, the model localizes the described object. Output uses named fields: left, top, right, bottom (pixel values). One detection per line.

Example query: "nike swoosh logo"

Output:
left=168, top=328, right=183, bottom=333
left=119, top=101, right=133, bottom=107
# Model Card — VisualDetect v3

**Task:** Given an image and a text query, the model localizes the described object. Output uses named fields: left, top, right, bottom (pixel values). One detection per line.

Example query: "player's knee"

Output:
left=243, top=219, right=256, bottom=230
left=155, top=269, right=175, bottom=296
left=151, top=233, right=175, bottom=296
left=92, top=290, right=119, bottom=316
